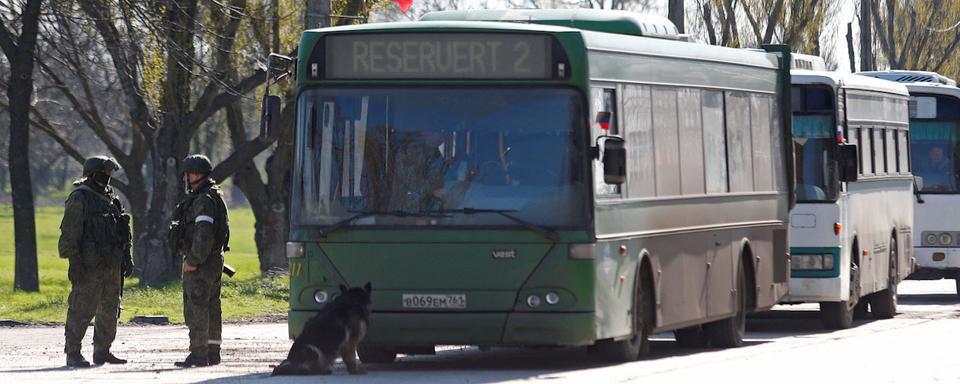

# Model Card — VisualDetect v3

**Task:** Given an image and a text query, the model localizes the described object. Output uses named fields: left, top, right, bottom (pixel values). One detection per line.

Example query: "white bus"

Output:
left=860, top=71, right=960, bottom=295
left=786, top=64, right=914, bottom=329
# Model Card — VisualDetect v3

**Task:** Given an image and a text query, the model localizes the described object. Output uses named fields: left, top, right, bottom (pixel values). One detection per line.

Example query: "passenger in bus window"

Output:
left=921, top=146, right=954, bottom=191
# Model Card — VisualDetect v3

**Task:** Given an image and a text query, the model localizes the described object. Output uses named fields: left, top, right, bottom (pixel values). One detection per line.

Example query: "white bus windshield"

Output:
left=911, top=94, right=960, bottom=194
left=292, top=87, right=589, bottom=228
left=792, top=86, right=839, bottom=201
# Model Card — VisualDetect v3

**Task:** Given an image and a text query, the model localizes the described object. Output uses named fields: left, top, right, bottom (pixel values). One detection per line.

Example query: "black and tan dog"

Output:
left=272, top=283, right=372, bottom=375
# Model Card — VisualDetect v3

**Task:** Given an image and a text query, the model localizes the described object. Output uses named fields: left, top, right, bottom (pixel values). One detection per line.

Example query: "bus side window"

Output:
left=622, top=84, right=656, bottom=198
left=702, top=90, right=728, bottom=193
left=591, top=86, right=621, bottom=196
left=725, top=91, right=754, bottom=192
left=652, top=86, right=681, bottom=196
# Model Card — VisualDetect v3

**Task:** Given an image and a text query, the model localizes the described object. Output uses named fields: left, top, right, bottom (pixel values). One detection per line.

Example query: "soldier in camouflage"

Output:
left=59, top=156, right=133, bottom=367
left=172, top=154, right=230, bottom=368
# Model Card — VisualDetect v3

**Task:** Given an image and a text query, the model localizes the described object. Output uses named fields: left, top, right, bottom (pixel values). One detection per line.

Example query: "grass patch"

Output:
left=0, top=205, right=289, bottom=324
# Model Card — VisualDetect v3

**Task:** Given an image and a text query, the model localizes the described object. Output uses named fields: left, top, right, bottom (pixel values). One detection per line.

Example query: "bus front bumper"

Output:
left=289, top=310, right=597, bottom=347
left=909, top=247, right=960, bottom=280
left=783, top=276, right=843, bottom=303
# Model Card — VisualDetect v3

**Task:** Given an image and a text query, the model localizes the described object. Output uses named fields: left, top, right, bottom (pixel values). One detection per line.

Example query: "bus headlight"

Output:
left=545, top=292, right=561, bottom=305
left=791, top=254, right=833, bottom=271
left=287, top=242, right=305, bottom=258
left=940, top=233, right=954, bottom=246
left=314, top=290, right=329, bottom=304
left=526, top=295, right=542, bottom=308
left=925, top=233, right=939, bottom=246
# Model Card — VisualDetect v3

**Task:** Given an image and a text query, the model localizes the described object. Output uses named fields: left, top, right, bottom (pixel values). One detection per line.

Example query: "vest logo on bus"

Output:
left=492, top=250, right=517, bottom=259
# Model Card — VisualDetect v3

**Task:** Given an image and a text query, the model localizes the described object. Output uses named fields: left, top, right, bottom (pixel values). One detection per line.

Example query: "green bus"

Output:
left=281, top=9, right=794, bottom=362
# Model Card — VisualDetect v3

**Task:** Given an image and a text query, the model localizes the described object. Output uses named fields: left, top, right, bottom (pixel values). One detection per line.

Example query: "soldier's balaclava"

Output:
left=91, top=171, right=111, bottom=188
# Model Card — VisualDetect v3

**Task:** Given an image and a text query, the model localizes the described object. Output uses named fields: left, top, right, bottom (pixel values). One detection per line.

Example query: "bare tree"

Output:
left=0, top=0, right=43, bottom=292
left=870, top=0, right=960, bottom=79
left=29, top=0, right=277, bottom=284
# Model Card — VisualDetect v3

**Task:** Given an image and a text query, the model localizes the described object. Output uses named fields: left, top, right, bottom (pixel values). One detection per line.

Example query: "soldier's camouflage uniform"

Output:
left=174, top=180, right=229, bottom=358
left=59, top=179, right=132, bottom=356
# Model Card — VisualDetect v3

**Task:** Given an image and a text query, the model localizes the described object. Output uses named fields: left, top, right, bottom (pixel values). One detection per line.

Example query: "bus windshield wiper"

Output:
left=319, top=209, right=451, bottom=237
left=425, top=207, right=560, bottom=242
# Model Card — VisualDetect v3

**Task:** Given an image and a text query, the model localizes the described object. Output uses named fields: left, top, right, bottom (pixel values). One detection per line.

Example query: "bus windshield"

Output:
left=912, top=121, right=960, bottom=193
left=911, top=94, right=960, bottom=193
left=792, top=86, right=839, bottom=202
left=292, top=87, right=588, bottom=228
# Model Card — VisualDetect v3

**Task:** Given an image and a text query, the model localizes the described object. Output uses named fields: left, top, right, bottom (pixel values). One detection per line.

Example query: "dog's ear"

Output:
left=339, top=284, right=349, bottom=293
left=364, top=282, right=372, bottom=293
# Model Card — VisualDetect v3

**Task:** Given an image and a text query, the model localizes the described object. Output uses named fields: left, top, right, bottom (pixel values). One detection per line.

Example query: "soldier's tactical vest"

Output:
left=74, top=184, right=126, bottom=266
left=170, top=183, right=230, bottom=261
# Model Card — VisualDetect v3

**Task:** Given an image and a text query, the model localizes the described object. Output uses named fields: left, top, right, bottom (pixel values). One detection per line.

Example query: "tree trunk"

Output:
left=5, top=0, right=44, bottom=292
left=668, top=0, right=684, bottom=33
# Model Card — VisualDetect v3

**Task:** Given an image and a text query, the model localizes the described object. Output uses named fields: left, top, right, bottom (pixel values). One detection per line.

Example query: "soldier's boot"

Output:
left=207, top=346, right=220, bottom=366
left=174, top=352, right=208, bottom=368
left=93, top=351, right=128, bottom=365
left=66, top=352, right=91, bottom=368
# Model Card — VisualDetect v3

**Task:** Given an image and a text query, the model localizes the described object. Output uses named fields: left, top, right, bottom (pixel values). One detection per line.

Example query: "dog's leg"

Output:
left=341, top=342, right=366, bottom=374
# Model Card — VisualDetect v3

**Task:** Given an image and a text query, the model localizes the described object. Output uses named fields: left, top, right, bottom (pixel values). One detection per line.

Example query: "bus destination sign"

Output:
left=325, top=33, right=553, bottom=80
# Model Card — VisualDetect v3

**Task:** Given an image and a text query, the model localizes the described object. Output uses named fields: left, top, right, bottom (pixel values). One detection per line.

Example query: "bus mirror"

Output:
left=260, top=95, right=281, bottom=138
left=839, top=144, right=858, bottom=183
left=268, top=53, right=294, bottom=81
left=602, top=137, right=626, bottom=185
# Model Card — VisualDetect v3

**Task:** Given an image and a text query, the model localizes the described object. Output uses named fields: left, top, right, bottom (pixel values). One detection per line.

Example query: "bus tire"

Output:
left=674, top=326, right=707, bottom=348
left=598, top=264, right=653, bottom=362
left=821, top=255, right=861, bottom=329
left=871, top=234, right=899, bottom=319
left=357, top=343, right=398, bottom=364
left=705, top=260, right=746, bottom=348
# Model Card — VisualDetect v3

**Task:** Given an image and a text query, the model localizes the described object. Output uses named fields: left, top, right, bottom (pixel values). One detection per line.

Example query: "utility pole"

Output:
left=859, top=0, right=874, bottom=71
left=668, top=0, right=685, bottom=34
left=307, top=0, right=333, bottom=29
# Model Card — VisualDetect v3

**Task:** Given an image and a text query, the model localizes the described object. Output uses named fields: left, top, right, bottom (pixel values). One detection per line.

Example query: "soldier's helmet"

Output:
left=181, top=154, right=213, bottom=175
left=82, top=156, right=120, bottom=177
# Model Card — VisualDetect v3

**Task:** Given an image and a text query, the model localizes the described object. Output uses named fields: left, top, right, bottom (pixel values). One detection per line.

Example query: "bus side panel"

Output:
left=847, top=178, right=913, bottom=296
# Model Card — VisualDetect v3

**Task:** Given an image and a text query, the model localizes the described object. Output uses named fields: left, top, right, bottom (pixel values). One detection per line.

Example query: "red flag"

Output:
left=393, top=0, right=412, bottom=12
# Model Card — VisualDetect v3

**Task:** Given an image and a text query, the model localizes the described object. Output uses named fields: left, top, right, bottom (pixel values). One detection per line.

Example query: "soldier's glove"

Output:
left=122, top=259, right=134, bottom=278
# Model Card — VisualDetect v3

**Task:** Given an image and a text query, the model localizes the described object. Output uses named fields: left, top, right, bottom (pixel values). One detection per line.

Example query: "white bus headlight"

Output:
left=314, top=290, right=329, bottom=304
left=287, top=242, right=305, bottom=258
left=939, top=233, right=954, bottom=246
left=526, top=295, right=542, bottom=308
left=925, top=233, right=939, bottom=246
left=545, top=292, right=561, bottom=305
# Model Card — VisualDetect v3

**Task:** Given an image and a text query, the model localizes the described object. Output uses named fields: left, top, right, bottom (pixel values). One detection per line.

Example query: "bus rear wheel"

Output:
left=357, top=343, right=398, bottom=364
left=598, top=266, right=653, bottom=362
left=871, top=234, right=899, bottom=319
left=705, top=260, right=746, bottom=348
left=821, top=258, right=860, bottom=329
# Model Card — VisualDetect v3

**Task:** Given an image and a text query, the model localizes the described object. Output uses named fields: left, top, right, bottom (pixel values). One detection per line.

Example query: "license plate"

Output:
left=402, top=294, right=466, bottom=309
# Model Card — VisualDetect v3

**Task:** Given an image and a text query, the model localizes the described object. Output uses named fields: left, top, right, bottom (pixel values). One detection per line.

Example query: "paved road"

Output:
left=2, top=279, right=959, bottom=384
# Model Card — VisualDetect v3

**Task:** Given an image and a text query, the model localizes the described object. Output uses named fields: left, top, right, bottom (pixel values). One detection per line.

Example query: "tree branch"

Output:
left=0, top=17, right=17, bottom=61
left=36, top=58, right=128, bottom=161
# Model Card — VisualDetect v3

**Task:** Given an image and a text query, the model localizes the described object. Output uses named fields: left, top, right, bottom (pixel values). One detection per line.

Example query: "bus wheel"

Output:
left=598, top=267, right=653, bottom=362
left=705, top=260, right=746, bottom=348
left=871, top=234, right=899, bottom=319
left=674, top=325, right=707, bottom=348
left=821, top=258, right=861, bottom=329
left=357, top=343, right=398, bottom=364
